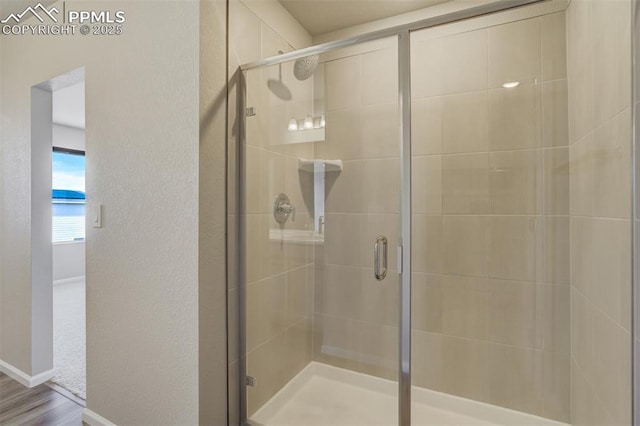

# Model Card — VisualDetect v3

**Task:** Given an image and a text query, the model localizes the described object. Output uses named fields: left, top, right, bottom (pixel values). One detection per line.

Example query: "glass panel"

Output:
left=409, top=11, right=572, bottom=425
left=241, top=36, right=401, bottom=425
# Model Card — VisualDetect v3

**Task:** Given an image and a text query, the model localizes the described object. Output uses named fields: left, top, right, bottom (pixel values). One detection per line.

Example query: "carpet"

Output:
left=51, top=278, right=86, bottom=400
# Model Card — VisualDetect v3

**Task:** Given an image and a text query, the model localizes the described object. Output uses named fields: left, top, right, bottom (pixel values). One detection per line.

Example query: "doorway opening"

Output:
left=50, top=77, right=86, bottom=400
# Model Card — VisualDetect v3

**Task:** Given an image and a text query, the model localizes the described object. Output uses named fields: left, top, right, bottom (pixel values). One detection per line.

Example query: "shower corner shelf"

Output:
left=297, top=158, right=343, bottom=173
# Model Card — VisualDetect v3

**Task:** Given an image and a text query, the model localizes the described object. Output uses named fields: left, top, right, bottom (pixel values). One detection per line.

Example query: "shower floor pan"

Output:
left=250, top=362, right=568, bottom=426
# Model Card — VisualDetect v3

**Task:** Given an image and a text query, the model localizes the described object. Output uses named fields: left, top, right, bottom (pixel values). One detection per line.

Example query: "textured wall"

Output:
left=1, top=0, right=203, bottom=424
left=567, top=0, right=633, bottom=424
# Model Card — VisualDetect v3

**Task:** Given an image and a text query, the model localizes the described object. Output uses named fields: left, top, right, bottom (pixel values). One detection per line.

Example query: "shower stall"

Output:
left=228, top=0, right=637, bottom=424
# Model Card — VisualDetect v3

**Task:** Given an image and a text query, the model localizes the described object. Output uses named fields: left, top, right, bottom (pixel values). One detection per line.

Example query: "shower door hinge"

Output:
left=246, top=107, right=256, bottom=117
left=397, top=246, right=403, bottom=274
left=245, top=376, right=257, bottom=387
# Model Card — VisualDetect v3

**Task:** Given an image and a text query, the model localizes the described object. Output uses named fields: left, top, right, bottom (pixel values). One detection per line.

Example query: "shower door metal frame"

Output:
left=236, top=1, right=545, bottom=424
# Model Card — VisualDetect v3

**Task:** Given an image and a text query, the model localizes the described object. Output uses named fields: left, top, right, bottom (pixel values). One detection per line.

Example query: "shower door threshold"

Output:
left=249, top=362, right=569, bottom=426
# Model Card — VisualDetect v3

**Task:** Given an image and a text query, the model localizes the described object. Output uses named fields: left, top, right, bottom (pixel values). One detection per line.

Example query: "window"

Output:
left=52, top=148, right=85, bottom=243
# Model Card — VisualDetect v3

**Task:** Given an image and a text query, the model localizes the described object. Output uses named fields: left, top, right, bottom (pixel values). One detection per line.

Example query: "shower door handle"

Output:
left=374, top=236, right=388, bottom=281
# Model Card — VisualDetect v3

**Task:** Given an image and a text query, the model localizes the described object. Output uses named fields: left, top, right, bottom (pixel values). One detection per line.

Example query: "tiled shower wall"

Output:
left=567, top=0, right=632, bottom=424
left=312, top=39, right=402, bottom=380
left=409, top=13, right=570, bottom=422
left=228, top=0, right=317, bottom=417
left=312, top=12, right=571, bottom=422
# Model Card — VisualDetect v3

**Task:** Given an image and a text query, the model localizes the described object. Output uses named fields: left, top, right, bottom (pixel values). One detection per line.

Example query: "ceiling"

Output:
left=278, top=0, right=452, bottom=36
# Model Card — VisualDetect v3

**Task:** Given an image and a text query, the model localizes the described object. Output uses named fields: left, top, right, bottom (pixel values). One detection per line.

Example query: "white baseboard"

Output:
left=53, top=275, right=85, bottom=286
left=0, top=358, right=55, bottom=387
left=83, top=409, right=117, bottom=426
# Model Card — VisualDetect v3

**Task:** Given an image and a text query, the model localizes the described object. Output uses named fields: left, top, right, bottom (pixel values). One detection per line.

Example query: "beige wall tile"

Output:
left=490, top=149, right=541, bottom=215
left=617, top=0, right=632, bottom=112
left=543, top=216, right=570, bottom=285
left=542, top=80, right=569, bottom=148
left=361, top=103, right=399, bottom=159
left=569, top=134, right=594, bottom=216
left=325, top=160, right=363, bottom=214
left=488, top=345, right=543, bottom=416
left=620, top=219, right=632, bottom=331
left=570, top=216, right=591, bottom=296
left=259, top=215, right=287, bottom=279
left=411, top=30, right=488, bottom=98
left=229, top=2, right=261, bottom=68
left=361, top=268, right=399, bottom=327
left=618, top=328, right=632, bottom=425
left=361, top=158, right=400, bottom=213
left=490, top=216, right=538, bottom=282
left=411, top=330, right=443, bottom=391
left=541, top=12, right=567, bottom=82
left=441, top=336, right=490, bottom=402
left=489, top=83, right=541, bottom=151
left=246, top=274, right=287, bottom=351
left=591, top=309, right=623, bottom=417
left=286, top=267, right=308, bottom=325
left=285, top=319, right=312, bottom=382
left=412, top=155, right=442, bottom=214
left=362, top=48, right=398, bottom=106
left=412, top=214, right=443, bottom=274
left=589, top=218, right=624, bottom=322
left=410, top=38, right=443, bottom=99
left=566, top=0, right=594, bottom=143
left=485, top=280, right=542, bottom=349
left=542, top=351, right=571, bottom=422
left=324, top=108, right=362, bottom=160
left=591, top=0, right=622, bottom=127
left=261, top=23, right=293, bottom=59
left=439, top=29, right=488, bottom=95
left=488, top=18, right=541, bottom=88
left=246, top=332, right=287, bottom=415
left=326, top=56, right=361, bottom=111
left=592, top=115, right=630, bottom=219
left=442, top=91, right=489, bottom=154
left=571, top=361, right=596, bottom=425
left=443, top=215, right=490, bottom=277
left=441, top=275, right=491, bottom=340
left=543, top=284, right=570, bottom=354
left=543, top=147, right=570, bottom=216
left=442, top=153, right=490, bottom=214
left=412, top=273, right=443, bottom=333
left=411, top=97, right=442, bottom=156
left=315, top=264, right=363, bottom=319
left=312, top=313, right=363, bottom=372
left=324, top=213, right=362, bottom=266
left=259, top=149, right=286, bottom=214
left=571, top=287, right=593, bottom=374
left=355, top=324, right=399, bottom=380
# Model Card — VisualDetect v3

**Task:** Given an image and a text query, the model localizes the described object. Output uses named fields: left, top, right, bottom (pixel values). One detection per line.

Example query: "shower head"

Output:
left=293, top=55, right=319, bottom=81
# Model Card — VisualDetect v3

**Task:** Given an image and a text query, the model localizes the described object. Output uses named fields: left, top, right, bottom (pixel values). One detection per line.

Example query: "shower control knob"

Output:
left=274, top=193, right=296, bottom=223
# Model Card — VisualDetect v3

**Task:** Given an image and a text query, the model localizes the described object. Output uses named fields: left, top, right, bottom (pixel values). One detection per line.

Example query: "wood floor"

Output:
left=0, top=372, right=84, bottom=425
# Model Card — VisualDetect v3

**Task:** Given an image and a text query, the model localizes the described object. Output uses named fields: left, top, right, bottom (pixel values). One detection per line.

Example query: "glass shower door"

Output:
left=240, top=35, right=405, bottom=425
